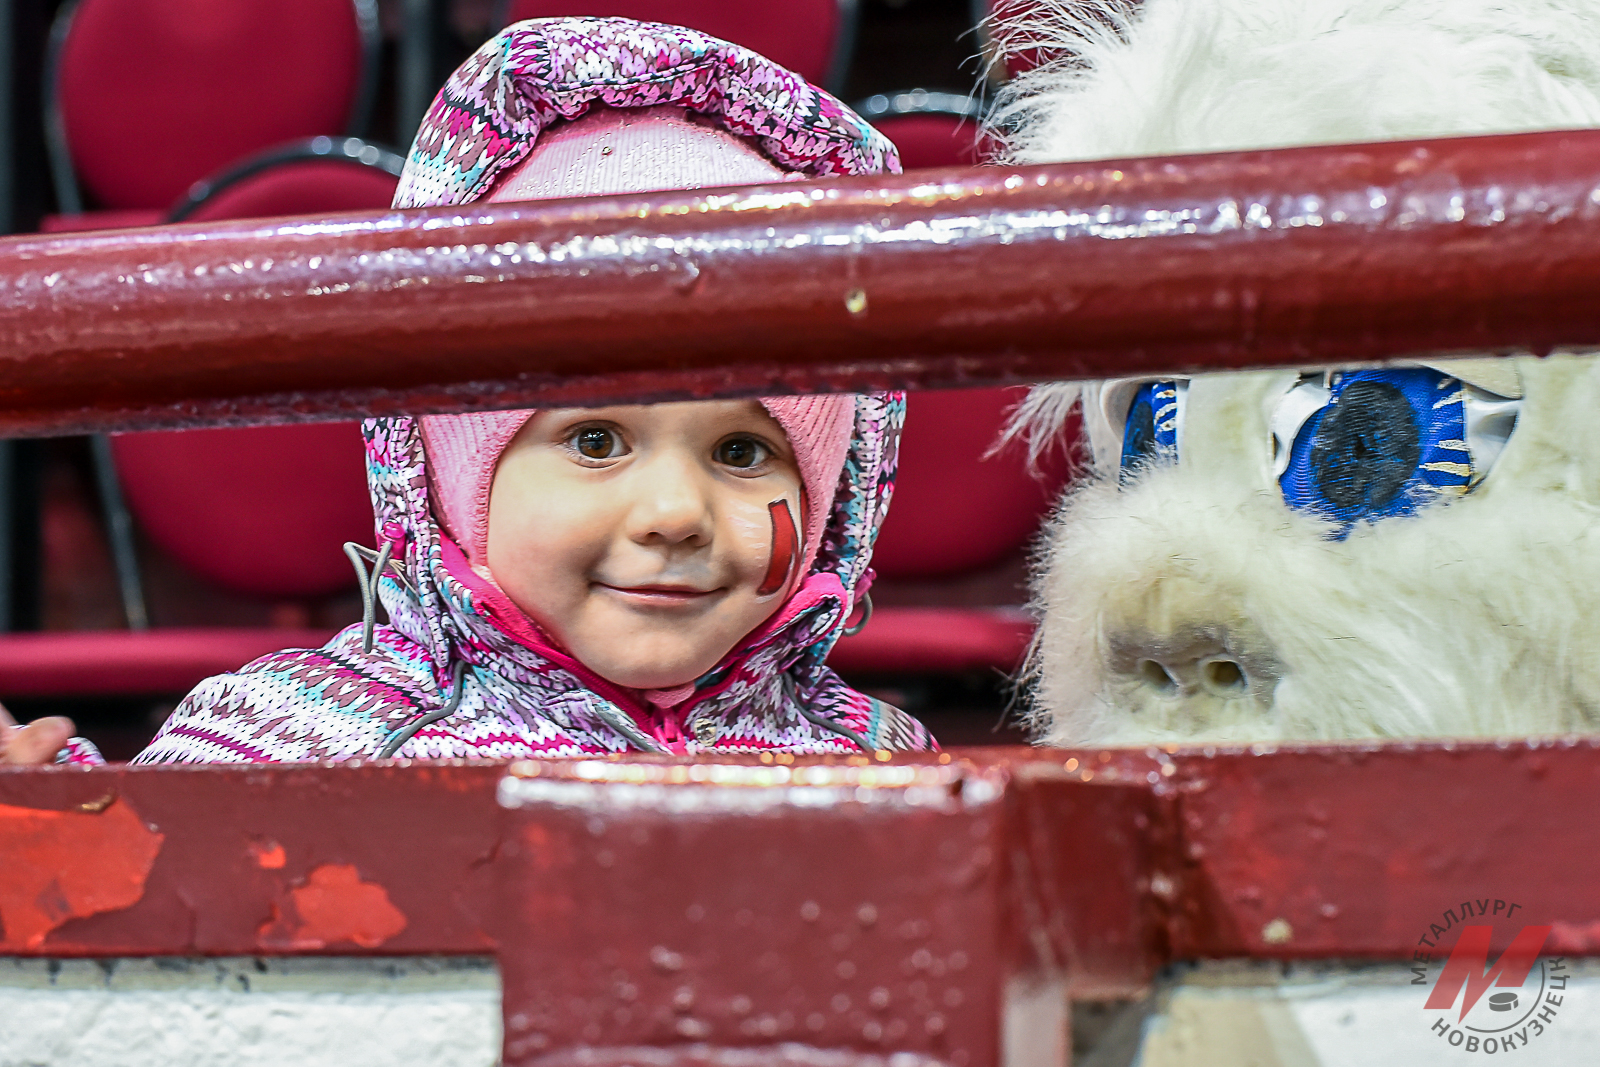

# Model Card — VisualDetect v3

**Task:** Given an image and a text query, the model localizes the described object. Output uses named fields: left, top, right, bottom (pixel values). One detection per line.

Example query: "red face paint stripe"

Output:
left=757, top=498, right=798, bottom=597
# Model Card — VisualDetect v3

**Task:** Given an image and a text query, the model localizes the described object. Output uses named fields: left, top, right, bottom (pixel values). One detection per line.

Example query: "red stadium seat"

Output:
left=871, top=113, right=983, bottom=170
left=44, top=0, right=379, bottom=228
left=830, top=387, right=1075, bottom=675
left=825, top=605, right=1034, bottom=676
left=853, top=89, right=989, bottom=170
left=0, top=629, right=341, bottom=699
left=499, top=0, right=856, bottom=90
left=0, top=142, right=401, bottom=703
left=39, top=210, right=167, bottom=234
left=110, top=424, right=374, bottom=601
left=109, top=139, right=403, bottom=600
left=874, top=388, right=1061, bottom=579
left=167, top=136, right=404, bottom=224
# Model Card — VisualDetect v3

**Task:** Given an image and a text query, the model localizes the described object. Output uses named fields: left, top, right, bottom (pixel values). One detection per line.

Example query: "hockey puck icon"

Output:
left=1488, top=992, right=1518, bottom=1012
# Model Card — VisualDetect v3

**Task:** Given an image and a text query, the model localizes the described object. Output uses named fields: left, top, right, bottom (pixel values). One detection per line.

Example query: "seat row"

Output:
left=0, top=0, right=1071, bottom=705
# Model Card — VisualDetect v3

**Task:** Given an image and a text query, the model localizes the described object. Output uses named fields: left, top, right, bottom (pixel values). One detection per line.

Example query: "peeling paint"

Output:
left=0, top=798, right=164, bottom=949
left=257, top=864, right=407, bottom=950
left=249, top=838, right=287, bottom=870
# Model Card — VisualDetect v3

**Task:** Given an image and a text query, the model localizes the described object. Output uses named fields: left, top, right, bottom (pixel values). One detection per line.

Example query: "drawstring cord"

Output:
left=344, top=540, right=390, bottom=654
left=350, top=523, right=465, bottom=759
left=377, top=659, right=468, bottom=759
left=585, top=696, right=670, bottom=754
left=344, top=538, right=414, bottom=653
left=784, top=674, right=873, bottom=753
left=841, top=594, right=873, bottom=637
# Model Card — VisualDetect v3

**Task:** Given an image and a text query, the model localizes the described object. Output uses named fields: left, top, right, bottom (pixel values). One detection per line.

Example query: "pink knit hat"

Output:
left=420, top=106, right=855, bottom=577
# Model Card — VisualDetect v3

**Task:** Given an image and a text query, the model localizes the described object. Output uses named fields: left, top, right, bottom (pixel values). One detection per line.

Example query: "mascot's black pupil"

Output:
left=1309, top=381, right=1422, bottom=509
left=1122, top=399, right=1158, bottom=473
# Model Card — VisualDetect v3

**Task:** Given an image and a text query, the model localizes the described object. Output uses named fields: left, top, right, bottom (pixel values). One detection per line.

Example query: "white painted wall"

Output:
left=7, top=954, right=1594, bottom=1066
left=0, top=957, right=500, bottom=1067
left=1079, top=960, right=1600, bottom=1067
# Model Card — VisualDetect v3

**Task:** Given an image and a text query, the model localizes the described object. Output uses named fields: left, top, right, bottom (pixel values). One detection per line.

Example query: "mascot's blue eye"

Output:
left=1279, top=368, right=1471, bottom=535
left=1120, top=380, right=1180, bottom=481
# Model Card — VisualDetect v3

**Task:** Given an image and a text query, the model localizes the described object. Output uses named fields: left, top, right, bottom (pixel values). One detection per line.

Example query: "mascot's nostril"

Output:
left=1138, top=659, right=1180, bottom=695
left=1202, top=658, right=1248, bottom=694
left=1111, top=628, right=1279, bottom=707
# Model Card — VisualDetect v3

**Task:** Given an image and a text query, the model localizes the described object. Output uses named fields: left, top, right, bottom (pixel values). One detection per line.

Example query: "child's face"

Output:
left=487, top=400, right=805, bottom=690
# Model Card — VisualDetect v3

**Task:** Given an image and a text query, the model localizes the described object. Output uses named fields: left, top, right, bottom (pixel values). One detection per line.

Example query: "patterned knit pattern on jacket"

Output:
left=394, top=16, right=899, bottom=210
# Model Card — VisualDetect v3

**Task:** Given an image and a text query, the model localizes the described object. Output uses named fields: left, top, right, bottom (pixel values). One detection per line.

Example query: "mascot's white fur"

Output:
left=994, top=0, right=1600, bottom=744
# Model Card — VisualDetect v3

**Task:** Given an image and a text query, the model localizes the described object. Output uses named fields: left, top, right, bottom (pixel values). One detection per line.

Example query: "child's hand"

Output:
left=0, top=702, right=75, bottom=766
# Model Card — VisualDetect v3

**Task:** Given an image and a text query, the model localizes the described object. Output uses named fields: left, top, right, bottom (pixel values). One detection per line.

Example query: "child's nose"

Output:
left=627, top=458, right=714, bottom=546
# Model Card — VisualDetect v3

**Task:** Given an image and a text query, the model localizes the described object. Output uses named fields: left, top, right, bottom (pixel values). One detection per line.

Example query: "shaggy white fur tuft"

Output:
left=994, top=380, right=1083, bottom=471
left=991, top=0, right=1600, bottom=164
left=994, top=0, right=1600, bottom=743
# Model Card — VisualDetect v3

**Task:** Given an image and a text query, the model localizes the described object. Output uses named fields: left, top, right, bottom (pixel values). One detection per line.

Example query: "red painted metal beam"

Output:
left=1027, top=740, right=1600, bottom=964
left=0, top=753, right=1159, bottom=1067
left=493, top=757, right=1021, bottom=1066
left=0, top=745, right=1594, bottom=1062
left=1157, top=740, right=1600, bottom=961
left=5, top=745, right=1598, bottom=966
left=2, top=129, right=1599, bottom=435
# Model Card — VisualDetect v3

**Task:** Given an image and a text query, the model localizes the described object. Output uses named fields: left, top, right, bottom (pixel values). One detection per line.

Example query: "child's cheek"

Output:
left=522, top=488, right=613, bottom=574
left=487, top=460, right=610, bottom=612
left=723, top=503, right=768, bottom=565
left=721, top=489, right=801, bottom=587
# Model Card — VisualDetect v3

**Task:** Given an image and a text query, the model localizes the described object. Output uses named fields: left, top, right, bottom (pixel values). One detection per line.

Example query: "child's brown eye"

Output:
left=716, top=437, right=768, bottom=469
left=575, top=427, right=620, bottom=459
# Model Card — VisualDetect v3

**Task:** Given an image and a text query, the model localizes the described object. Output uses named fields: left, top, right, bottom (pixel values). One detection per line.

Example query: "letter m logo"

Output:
left=1425, top=925, right=1553, bottom=1021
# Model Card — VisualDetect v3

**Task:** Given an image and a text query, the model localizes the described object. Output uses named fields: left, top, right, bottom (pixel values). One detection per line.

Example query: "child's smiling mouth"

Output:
left=594, top=582, right=723, bottom=606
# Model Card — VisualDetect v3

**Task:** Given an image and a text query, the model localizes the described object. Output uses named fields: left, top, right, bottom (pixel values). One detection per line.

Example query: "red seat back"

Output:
left=109, top=156, right=397, bottom=600
left=56, top=0, right=366, bottom=210
left=867, top=112, right=985, bottom=171
left=178, top=159, right=400, bottom=224
left=985, top=0, right=1046, bottom=78
left=503, top=0, right=845, bottom=86
left=872, top=387, right=1074, bottom=580
left=111, top=424, right=372, bottom=599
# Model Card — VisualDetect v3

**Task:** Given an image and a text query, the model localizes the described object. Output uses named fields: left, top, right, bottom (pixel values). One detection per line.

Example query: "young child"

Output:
left=117, top=18, right=936, bottom=762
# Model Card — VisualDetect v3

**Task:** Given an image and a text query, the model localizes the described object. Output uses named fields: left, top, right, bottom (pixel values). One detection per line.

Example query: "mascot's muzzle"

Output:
left=1108, top=625, right=1282, bottom=706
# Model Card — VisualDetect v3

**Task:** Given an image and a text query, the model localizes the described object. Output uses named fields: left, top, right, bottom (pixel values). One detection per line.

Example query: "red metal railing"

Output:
left=2, top=129, right=1599, bottom=435
left=4, top=129, right=1600, bottom=1065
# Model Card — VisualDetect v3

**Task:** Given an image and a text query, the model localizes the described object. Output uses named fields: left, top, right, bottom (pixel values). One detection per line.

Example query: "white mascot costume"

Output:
left=996, top=0, right=1600, bottom=744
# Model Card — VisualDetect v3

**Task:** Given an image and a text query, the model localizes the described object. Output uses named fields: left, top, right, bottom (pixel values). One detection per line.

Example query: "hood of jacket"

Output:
left=133, top=18, right=934, bottom=763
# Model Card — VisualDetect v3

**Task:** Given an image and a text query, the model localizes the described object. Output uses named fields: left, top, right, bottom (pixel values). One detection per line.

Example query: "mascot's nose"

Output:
left=1109, top=629, right=1278, bottom=700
